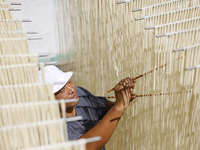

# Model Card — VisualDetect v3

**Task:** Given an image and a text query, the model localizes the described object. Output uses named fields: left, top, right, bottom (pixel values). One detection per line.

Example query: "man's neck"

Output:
left=60, top=106, right=76, bottom=118
left=67, top=106, right=76, bottom=117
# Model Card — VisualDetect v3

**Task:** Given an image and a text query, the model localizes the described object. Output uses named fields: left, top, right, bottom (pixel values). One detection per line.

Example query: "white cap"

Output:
left=39, top=65, right=73, bottom=93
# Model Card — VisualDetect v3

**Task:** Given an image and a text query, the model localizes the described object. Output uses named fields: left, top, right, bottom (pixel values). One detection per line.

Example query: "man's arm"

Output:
left=79, top=103, right=125, bottom=150
left=106, top=100, right=114, bottom=111
left=78, top=78, right=136, bottom=150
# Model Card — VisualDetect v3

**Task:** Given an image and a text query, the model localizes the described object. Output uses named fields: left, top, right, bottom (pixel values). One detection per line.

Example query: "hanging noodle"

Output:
left=52, top=0, right=200, bottom=149
left=0, top=1, right=87, bottom=149
left=1, top=0, right=200, bottom=149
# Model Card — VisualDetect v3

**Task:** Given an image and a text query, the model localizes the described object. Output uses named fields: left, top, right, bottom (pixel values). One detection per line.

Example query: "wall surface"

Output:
left=8, top=0, right=57, bottom=61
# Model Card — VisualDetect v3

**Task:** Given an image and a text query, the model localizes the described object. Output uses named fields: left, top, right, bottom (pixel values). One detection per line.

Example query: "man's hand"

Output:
left=114, top=77, right=136, bottom=113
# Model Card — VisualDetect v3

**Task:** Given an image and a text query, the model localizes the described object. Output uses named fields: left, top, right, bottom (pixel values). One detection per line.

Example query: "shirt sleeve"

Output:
left=76, top=86, right=108, bottom=121
left=95, top=96, right=108, bottom=120
left=67, top=121, right=84, bottom=140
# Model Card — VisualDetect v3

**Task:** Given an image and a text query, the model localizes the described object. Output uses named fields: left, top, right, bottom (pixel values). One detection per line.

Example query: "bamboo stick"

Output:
left=107, top=90, right=191, bottom=99
left=107, top=57, right=182, bottom=93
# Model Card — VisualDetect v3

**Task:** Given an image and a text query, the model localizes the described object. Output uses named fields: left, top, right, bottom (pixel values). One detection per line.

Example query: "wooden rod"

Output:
left=107, top=90, right=191, bottom=99
left=107, top=57, right=182, bottom=93
left=107, top=88, right=115, bottom=93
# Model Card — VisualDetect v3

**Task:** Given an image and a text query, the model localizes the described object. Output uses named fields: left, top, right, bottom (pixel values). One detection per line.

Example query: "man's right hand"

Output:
left=114, top=77, right=136, bottom=113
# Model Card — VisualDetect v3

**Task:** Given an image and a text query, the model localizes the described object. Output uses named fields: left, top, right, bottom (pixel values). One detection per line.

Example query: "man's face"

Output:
left=55, top=79, right=79, bottom=107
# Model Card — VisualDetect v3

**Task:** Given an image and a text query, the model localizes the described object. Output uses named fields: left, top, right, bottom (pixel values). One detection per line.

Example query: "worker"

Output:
left=39, top=65, right=136, bottom=150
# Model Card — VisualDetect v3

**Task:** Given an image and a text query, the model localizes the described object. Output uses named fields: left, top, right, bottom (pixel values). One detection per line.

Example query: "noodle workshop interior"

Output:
left=0, top=0, right=200, bottom=150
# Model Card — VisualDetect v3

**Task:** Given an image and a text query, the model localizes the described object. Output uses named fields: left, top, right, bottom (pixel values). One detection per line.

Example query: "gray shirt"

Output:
left=67, top=86, right=108, bottom=150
